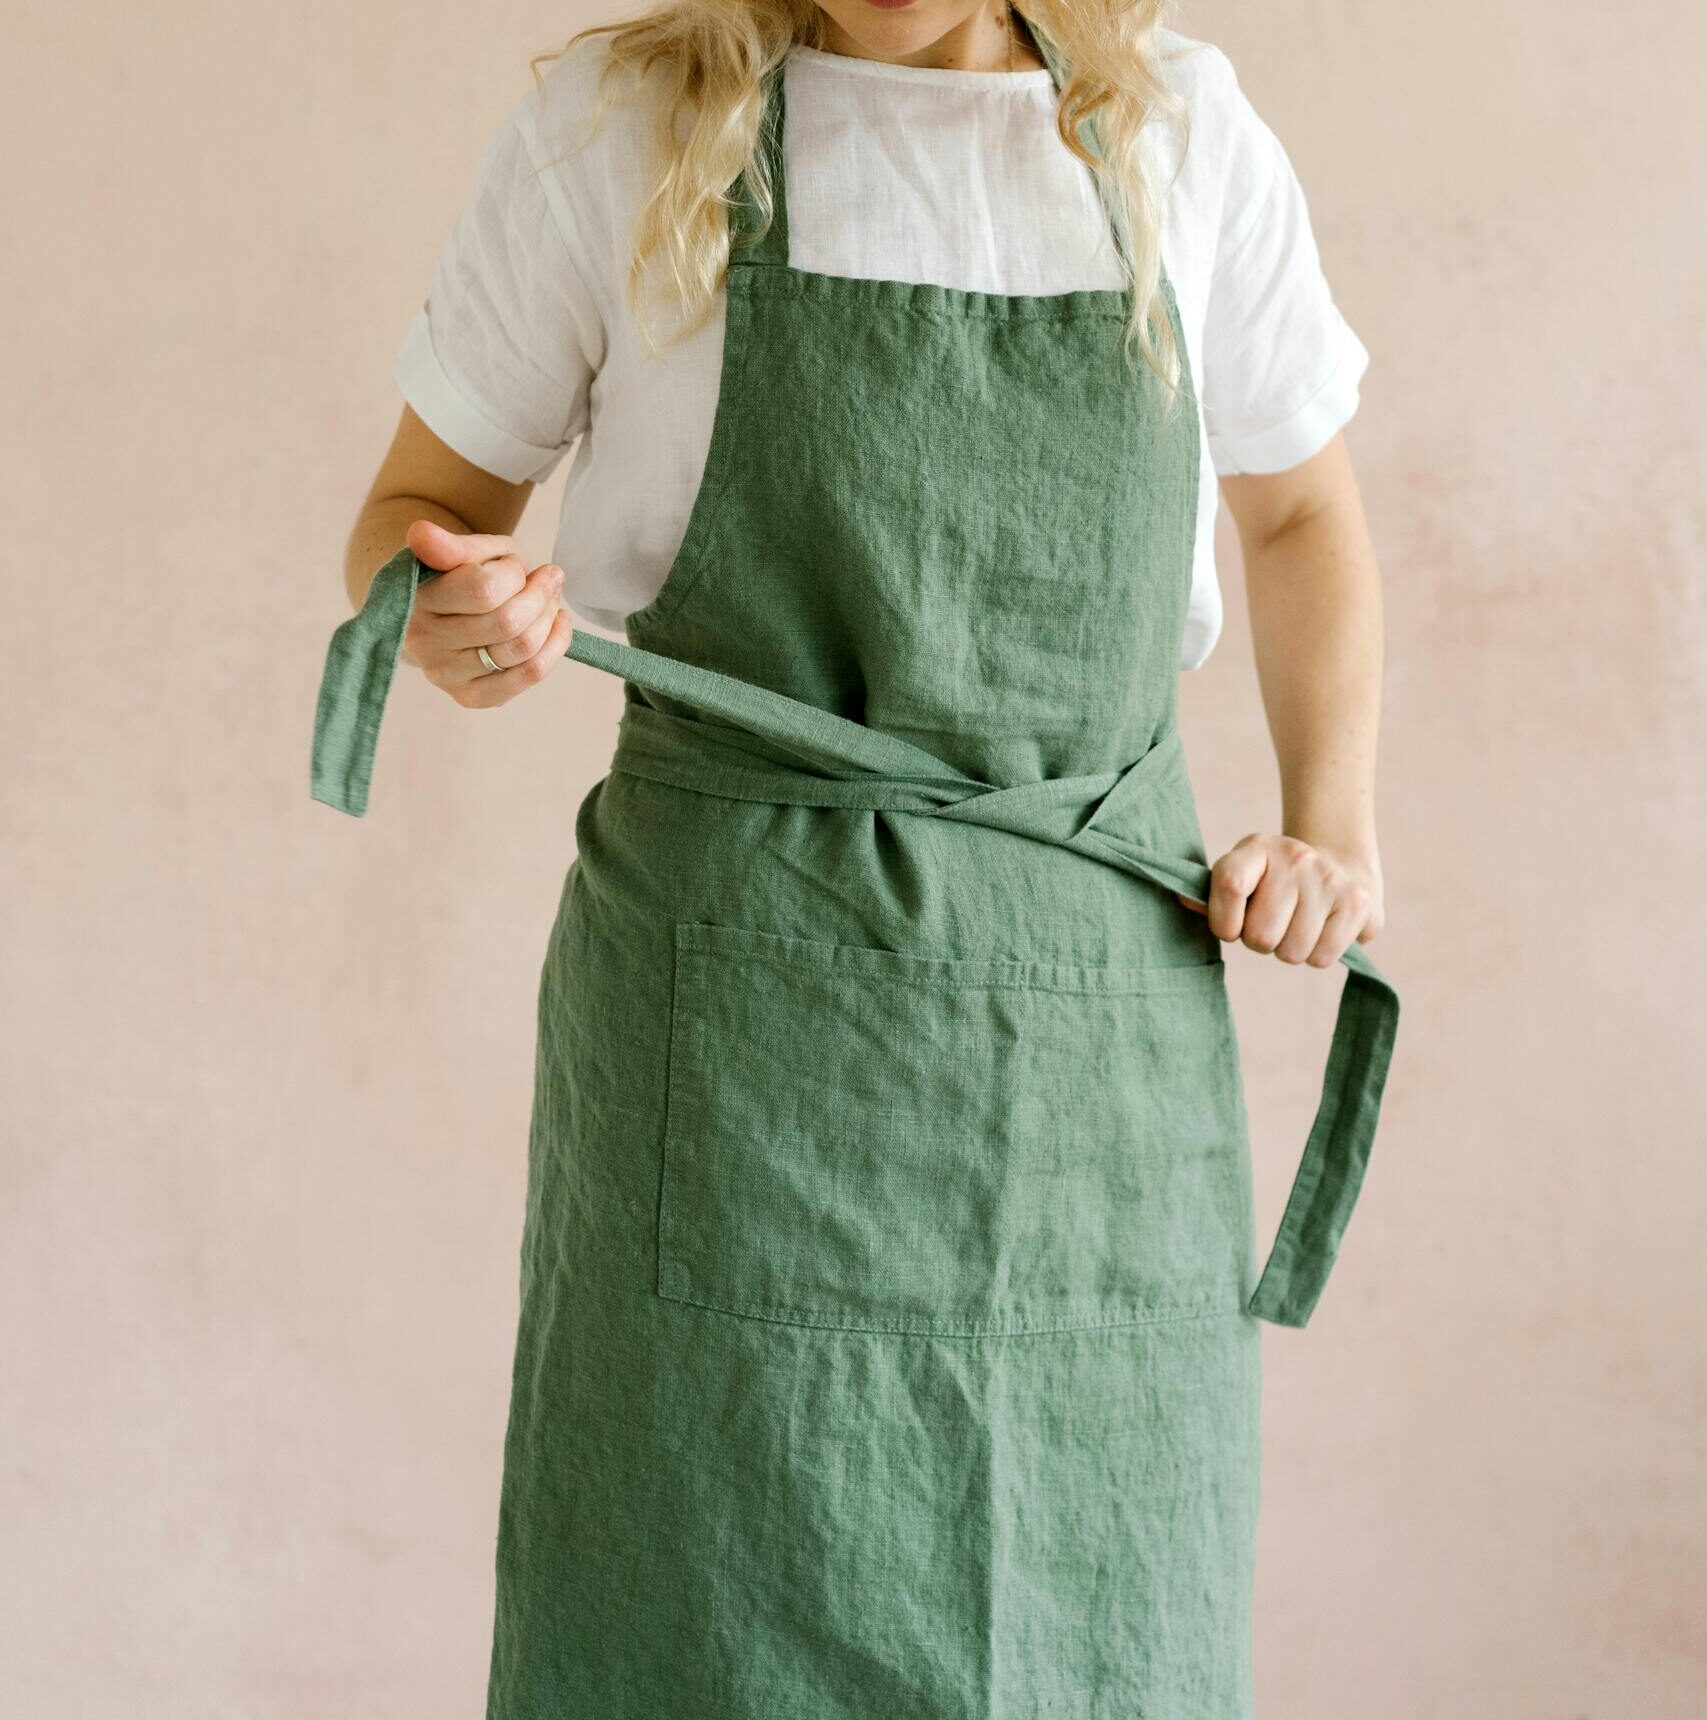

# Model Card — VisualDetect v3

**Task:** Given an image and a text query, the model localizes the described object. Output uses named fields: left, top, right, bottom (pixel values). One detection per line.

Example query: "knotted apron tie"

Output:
left=312, top=550, right=1400, bottom=1328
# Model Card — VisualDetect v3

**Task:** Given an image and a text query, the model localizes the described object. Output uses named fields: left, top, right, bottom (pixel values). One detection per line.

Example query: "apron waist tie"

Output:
left=311, top=551, right=1400, bottom=1329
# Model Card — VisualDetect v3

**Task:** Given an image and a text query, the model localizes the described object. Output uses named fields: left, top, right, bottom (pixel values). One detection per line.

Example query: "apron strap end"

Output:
left=1245, top=958, right=1400, bottom=1329
left=309, top=547, right=434, bottom=819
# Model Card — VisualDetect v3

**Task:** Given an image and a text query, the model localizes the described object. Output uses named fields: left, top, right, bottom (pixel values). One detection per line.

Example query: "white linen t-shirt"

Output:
left=395, top=30, right=1368, bottom=668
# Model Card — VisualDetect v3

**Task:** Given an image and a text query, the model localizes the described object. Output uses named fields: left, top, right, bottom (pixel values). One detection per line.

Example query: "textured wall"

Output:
left=2, top=2, right=1702, bottom=1715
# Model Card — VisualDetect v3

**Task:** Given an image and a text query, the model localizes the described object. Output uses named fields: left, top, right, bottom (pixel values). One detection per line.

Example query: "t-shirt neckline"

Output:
left=789, top=42, right=1057, bottom=92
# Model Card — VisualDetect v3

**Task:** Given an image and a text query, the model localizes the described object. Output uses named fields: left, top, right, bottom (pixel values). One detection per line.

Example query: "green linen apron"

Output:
left=311, top=40, right=1397, bottom=1718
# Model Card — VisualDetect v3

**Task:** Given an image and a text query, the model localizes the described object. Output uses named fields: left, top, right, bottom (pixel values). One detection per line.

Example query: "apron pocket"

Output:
left=658, top=921, right=1253, bottom=1336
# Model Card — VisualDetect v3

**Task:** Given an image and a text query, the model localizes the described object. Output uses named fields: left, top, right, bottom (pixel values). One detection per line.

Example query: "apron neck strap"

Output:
left=1024, top=19, right=1136, bottom=278
left=730, top=57, right=791, bottom=269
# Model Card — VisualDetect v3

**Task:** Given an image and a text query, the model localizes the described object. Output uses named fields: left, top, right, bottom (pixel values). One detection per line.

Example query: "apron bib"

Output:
left=311, top=39, right=1398, bottom=1718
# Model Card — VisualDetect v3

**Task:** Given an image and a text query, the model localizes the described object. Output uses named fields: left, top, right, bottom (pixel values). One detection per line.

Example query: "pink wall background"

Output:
left=3, top=2, right=1703, bottom=1714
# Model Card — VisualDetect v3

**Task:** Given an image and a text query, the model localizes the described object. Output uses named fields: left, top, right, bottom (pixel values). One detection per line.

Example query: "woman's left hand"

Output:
left=1180, top=834, right=1384, bottom=968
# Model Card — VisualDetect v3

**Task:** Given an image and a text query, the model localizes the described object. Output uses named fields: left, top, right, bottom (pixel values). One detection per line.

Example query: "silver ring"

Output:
left=476, top=645, right=502, bottom=675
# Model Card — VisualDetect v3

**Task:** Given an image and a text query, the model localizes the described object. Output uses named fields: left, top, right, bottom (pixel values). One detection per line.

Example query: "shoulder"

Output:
left=1153, top=26, right=1241, bottom=112
left=518, top=30, right=661, bottom=183
left=1147, top=28, right=1300, bottom=261
left=484, top=32, right=662, bottom=310
left=1151, top=26, right=1274, bottom=150
left=1151, top=32, right=1368, bottom=472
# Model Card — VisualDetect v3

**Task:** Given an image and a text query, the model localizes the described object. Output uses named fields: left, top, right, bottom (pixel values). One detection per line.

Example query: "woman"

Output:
left=311, top=0, right=1399, bottom=1712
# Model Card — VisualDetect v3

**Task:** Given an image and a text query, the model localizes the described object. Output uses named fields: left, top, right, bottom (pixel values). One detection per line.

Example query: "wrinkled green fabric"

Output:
left=310, top=37, right=1398, bottom=1718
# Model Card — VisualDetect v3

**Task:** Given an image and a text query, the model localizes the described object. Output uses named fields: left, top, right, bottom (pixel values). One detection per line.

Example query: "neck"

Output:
left=817, top=5, right=1046, bottom=75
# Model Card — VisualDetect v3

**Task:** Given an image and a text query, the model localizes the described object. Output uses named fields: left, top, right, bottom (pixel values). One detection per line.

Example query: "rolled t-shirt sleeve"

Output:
left=1198, top=67, right=1369, bottom=477
left=394, top=92, right=601, bottom=486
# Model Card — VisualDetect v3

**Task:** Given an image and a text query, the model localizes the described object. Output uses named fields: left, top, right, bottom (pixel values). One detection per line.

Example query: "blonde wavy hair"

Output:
left=530, top=0, right=1186, bottom=400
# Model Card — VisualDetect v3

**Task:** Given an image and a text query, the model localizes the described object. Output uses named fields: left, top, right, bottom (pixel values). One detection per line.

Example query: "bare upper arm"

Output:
left=362, top=404, right=534, bottom=540
left=1217, top=431, right=1362, bottom=556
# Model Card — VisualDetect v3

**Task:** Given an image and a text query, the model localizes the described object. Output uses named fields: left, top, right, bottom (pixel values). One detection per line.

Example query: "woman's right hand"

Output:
left=398, top=518, right=573, bottom=708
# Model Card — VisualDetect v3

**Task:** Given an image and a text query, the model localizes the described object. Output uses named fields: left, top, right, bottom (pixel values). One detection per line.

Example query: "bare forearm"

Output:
left=343, top=495, right=472, bottom=611
left=332, top=406, right=569, bottom=703
left=1244, top=495, right=1385, bottom=876
left=342, top=404, right=534, bottom=610
left=1190, top=436, right=1387, bottom=961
